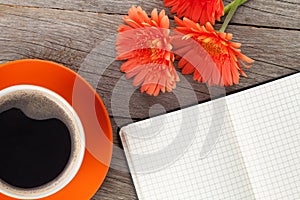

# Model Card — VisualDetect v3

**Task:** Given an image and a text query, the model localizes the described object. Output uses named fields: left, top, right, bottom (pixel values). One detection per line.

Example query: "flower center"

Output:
left=146, top=38, right=168, bottom=62
left=201, top=39, right=224, bottom=56
left=136, top=28, right=173, bottom=64
left=149, top=48, right=162, bottom=61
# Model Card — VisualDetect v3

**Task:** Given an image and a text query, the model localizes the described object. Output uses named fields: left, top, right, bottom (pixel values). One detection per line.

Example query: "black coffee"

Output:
left=0, top=108, right=71, bottom=189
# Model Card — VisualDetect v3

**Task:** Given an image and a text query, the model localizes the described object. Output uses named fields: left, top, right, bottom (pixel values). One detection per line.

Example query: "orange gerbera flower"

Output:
left=164, top=0, right=224, bottom=25
left=173, top=17, right=254, bottom=86
left=116, top=6, right=179, bottom=96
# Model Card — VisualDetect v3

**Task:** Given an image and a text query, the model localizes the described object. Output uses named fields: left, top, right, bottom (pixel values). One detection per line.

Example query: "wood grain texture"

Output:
left=1, top=0, right=300, bottom=29
left=0, top=1, right=299, bottom=199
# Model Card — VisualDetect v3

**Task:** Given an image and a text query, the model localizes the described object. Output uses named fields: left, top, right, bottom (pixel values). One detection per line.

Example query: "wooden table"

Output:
left=0, top=0, right=299, bottom=199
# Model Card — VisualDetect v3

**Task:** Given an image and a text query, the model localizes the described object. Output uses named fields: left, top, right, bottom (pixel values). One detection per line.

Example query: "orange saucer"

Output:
left=0, top=59, right=113, bottom=200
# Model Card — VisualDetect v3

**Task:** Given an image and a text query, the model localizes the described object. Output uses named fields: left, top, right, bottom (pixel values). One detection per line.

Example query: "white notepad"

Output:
left=120, top=73, right=300, bottom=200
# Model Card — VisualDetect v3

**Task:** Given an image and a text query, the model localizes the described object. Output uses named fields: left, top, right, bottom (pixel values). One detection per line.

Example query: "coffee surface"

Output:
left=0, top=108, right=71, bottom=189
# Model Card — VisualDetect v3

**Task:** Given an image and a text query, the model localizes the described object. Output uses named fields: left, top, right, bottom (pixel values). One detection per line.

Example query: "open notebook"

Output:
left=120, top=73, right=300, bottom=200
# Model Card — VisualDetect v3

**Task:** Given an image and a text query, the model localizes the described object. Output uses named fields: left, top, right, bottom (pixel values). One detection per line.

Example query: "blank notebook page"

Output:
left=227, top=73, right=300, bottom=200
left=120, top=73, right=300, bottom=200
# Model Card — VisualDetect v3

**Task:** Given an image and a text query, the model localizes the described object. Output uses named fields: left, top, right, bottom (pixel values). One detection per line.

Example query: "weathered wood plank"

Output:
left=1, top=0, right=300, bottom=29
left=223, top=0, right=300, bottom=30
left=92, top=117, right=138, bottom=200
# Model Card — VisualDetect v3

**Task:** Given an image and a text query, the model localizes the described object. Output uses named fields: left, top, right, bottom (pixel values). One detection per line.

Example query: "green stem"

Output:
left=224, top=0, right=248, bottom=15
left=219, top=0, right=243, bottom=32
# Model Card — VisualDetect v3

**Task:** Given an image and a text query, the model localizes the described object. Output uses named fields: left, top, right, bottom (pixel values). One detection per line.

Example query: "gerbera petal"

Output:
left=235, top=51, right=255, bottom=63
left=116, top=51, right=136, bottom=60
left=222, top=59, right=233, bottom=85
left=181, top=62, right=196, bottom=74
left=182, top=17, right=198, bottom=30
left=174, top=16, right=185, bottom=27
left=191, top=4, right=201, bottom=22
left=158, top=71, right=167, bottom=93
left=205, top=22, right=215, bottom=32
left=160, top=15, right=170, bottom=29
left=164, top=0, right=224, bottom=25
left=120, top=58, right=138, bottom=72
left=159, top=10, right=166, bottom=21
left=226, top=33, right=233, bottom=40
left=118, top=24, right=132, bottom=32
left=133, top=68, right=148, bottom=86
left=151, top=8, right=159, bottom=22
left=145, top=75, right=159, bottom=95
left=124, top=18, right=143, bottom=28
left=229, top=42, right=242, bottom=48
left=126, top=64, right=144, bottom=79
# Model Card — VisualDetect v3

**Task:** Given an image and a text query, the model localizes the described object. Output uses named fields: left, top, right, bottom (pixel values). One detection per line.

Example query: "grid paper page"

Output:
left=227, top=73, right=300, bottom=200
left=120, top=99, right=255, bottom=200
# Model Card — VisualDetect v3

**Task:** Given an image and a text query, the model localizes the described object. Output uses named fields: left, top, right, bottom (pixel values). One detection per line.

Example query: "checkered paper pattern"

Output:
left=120, top=73, right=300, bottom=200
